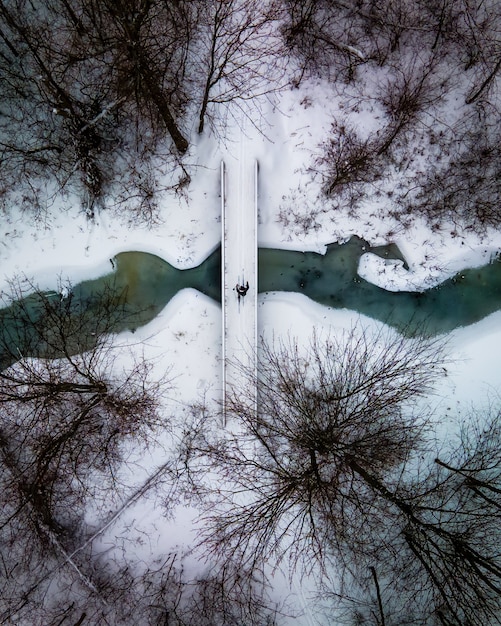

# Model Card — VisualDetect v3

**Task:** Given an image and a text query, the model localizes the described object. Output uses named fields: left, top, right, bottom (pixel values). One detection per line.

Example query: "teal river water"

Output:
left=1, top=237, right=500, bottom=368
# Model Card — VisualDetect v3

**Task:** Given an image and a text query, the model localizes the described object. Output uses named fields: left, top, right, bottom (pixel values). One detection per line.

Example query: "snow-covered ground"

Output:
left=2, top=73, right=501, bottom=623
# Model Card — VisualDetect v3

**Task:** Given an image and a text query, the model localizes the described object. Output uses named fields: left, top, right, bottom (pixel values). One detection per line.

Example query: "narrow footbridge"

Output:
left=221, top=151, right=258, bottom=422
left=221, top=153, right=318, bottom=622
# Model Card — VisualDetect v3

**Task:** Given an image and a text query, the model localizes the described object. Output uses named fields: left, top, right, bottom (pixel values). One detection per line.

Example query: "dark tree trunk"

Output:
left=139, top=54, right=189, bottom=154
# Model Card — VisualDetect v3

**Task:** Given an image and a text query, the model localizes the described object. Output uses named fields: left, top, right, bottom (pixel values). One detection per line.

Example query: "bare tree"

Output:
left=314, top=55, right=445, bottom=199
left=182, top=324, right=501, bottom=624
left=184, top=326, right=447, bottom=574
left=408, top=112, right=501, bottom=228
left=193, top=0, right=285, bottom=135
left=320, top=403, right=501, bottom=626
left=25, top=547, right=282, bottom=625
left=313, top=120, right=385, bottom=198
left=0, top=0, right=123, bottom=217
left=281, top=0, right=368, bottom=82
left=135, top=555, right=282, bottom=625
left=0, top=0, right=194, bottom=219
left=0, top=276, right=172, bottom=623
left=449, top=0, right=501, bottom=104
left=280, top=0, right=458, bottom=80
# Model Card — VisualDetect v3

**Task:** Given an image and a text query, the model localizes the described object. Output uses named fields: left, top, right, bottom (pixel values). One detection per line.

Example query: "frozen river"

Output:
left=1, top=237, right=501, bottom=370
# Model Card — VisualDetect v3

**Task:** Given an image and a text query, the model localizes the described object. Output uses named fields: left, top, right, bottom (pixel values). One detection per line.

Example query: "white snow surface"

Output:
left=2, top=76, right=501, bottom=624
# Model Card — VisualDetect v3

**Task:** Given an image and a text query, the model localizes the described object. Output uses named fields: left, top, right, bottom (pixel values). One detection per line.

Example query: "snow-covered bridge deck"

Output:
left=221, top=146, right=258, bottom=422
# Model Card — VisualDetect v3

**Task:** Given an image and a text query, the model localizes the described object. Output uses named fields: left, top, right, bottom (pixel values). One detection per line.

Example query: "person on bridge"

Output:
left=236, top=281, right=249, bottom=300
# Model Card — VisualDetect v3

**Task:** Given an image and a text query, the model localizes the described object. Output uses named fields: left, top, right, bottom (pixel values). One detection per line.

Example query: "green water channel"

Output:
left=0, top=248, right=221, bottom=369
left=1, top=236, right=500, bottom=369
left=259, top=238, right=501, bottom=335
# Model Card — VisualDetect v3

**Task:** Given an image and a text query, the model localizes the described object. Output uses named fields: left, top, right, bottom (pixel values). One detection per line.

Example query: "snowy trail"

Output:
left=221, top=135, right=258, bottom=421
